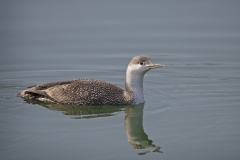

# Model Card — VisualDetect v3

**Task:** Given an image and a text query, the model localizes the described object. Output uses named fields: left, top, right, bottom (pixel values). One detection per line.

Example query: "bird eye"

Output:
left=139, top=62, right=143, bottom=65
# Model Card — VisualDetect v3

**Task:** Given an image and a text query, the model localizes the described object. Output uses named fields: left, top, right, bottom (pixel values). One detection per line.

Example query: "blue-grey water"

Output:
left=1, top=0, right=240, bottom=160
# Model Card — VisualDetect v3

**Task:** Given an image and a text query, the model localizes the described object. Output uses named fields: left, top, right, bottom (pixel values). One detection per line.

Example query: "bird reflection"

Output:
left=24, top=99, right=162, bottom=154
left=24, top=99, right=124, bottom=118
left=124, top=103, right=162, bottom=155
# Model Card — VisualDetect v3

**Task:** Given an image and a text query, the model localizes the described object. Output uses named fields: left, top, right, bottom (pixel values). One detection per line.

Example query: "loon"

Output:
left=18, top=56, right=164, bottom=105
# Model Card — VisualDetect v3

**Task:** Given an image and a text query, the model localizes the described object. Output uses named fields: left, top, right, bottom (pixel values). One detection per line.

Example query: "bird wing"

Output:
left=43, top=79, right=124, bottom=105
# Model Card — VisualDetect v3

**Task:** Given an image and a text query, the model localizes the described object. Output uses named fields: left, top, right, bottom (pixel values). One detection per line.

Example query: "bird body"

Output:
left=18, top=56, right=164, bottom=105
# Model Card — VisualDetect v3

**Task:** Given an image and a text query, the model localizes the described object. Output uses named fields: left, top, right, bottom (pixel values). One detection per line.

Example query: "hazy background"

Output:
left=1, top=0, right=239, bottom=65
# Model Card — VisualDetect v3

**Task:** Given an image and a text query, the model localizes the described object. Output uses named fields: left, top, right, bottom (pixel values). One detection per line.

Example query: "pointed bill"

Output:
left=145, top=63, right=165, bottom=69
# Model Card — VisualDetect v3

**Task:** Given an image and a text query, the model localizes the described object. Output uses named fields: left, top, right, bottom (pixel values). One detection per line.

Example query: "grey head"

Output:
left=127, top=55, right=164, bottom=72
left=125, top=55, right=164, bottom=104
left=126, top=56, right=164, bottom=81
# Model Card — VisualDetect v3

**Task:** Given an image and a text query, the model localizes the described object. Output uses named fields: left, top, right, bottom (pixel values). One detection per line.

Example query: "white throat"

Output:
left=125, top=64, right=148, bottom=104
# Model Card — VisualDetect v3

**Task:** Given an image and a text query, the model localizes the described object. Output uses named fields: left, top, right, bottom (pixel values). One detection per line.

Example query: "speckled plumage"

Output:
left=18, top=56, right=164, bottom=105
left=18, top=79, right=133, bottom=105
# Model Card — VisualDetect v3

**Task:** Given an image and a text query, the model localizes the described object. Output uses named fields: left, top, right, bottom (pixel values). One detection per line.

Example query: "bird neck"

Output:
left=125, top=67, right=145, bottom=104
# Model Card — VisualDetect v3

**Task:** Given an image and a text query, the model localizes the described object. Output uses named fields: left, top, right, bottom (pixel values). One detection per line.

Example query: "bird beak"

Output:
left=145, top=63, right=165, bottom=69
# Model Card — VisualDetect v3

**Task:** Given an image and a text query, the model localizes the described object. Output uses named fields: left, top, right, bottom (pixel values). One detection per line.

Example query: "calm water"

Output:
left=1, top=0, right=240, bottom=160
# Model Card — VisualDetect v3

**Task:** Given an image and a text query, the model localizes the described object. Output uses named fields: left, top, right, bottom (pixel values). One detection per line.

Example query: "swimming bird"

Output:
left=18, top=56, right=164, bottom=105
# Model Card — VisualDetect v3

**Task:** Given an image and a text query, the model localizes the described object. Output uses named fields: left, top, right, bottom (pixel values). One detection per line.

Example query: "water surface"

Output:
left=1, top=1, right=240, bottom=160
